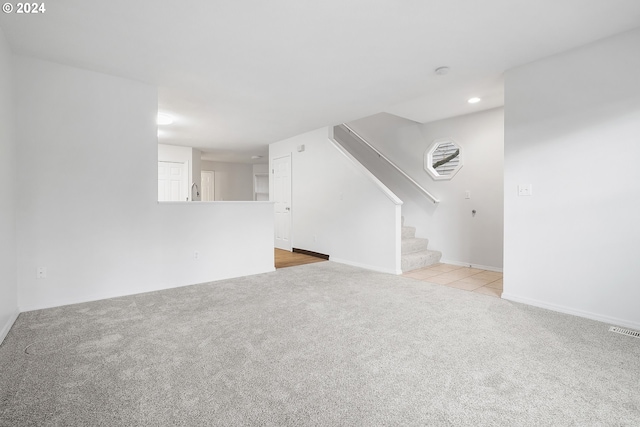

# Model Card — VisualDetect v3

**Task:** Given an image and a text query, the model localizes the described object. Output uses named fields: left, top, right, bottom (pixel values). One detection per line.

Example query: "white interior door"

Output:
left=158, top=161, right=188, bottom=201
left=273, top=155, right=292, bottom=250
left=201, top=171, right=215, bottom=201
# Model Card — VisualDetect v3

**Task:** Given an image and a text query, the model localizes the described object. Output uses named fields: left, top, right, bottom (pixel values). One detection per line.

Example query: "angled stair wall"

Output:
left=332, top=125, right=443, bottom=273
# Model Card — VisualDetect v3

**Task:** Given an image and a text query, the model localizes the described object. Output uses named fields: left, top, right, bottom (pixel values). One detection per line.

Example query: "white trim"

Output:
left=0, top=310, right=20, bottom=345
left=327, top=127, right=403, bottom=206
left=501, top=293, right=640, bottom=331
left=272, top=153, right=293, bottom=252
left=439, top=259, right=503, bottom=273
left=330, top=257, right=402, bottom=275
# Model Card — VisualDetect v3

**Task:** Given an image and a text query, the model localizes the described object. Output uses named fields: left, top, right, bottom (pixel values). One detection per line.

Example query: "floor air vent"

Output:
left=609, top=326, right=640, bottom=339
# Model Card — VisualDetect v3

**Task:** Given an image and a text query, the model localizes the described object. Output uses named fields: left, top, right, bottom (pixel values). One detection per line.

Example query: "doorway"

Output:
left=201, top=171, right=215, bottom=201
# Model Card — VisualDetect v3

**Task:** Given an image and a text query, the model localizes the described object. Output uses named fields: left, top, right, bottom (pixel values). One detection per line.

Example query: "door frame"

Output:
left=201, top=170, right=215, bottom=201
left=272, top=154, right=292, bottom=251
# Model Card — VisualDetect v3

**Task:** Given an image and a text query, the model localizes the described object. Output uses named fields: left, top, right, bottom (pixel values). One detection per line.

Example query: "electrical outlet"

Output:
left=194, top=251, right=200, bottom=260
left=36, top=267, right=47, bottom=279
left=518, top=184, right=533, bottom=196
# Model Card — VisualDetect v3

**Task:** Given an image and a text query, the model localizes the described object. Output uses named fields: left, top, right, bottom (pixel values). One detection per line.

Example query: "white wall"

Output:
left=503, top=28, right=640, bottom=329
left=201, top=160, right=253, bottom=201
left=0, top=26, right=18, bottom=343
left=158, top=143, right=192, bottom=164
left=253, top=163, right=269, bottom=175
left=14, top=56, right=274, bottom=311
left=270, top=128, right=401, bottom=274
left=347, top=109, right=504, bottom=270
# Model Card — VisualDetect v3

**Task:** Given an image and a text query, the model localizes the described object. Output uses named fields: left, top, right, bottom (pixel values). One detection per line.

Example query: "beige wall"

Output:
left=201, top=160, right=253, bottom=201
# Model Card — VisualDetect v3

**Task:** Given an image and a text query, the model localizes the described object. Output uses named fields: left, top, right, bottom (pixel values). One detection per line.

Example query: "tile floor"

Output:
left=402, top=263, right=503, bottom=298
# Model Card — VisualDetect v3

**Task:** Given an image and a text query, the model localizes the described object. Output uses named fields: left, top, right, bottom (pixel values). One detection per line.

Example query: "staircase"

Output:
left=401, top=218, right=441, bottom=272
left=329, top=126, right=442, bottom=272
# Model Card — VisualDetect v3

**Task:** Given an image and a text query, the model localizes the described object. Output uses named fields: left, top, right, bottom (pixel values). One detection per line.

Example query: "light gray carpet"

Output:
left=1, top=262, right=639, bottom=426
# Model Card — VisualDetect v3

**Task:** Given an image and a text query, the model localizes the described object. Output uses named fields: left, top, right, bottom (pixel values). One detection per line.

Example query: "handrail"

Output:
left=327, top=128, right=403, bottom=206
left=339, top=124, right=440, bottom=204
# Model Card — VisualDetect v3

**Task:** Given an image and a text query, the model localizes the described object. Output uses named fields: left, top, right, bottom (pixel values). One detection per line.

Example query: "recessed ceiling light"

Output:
left=435, top=66, right=450, bottom=75
left=157, top=113, right=173, bottom=125
left=468, top=97, right=481, bottom=104
left=251, top=155, right=263, bottom=160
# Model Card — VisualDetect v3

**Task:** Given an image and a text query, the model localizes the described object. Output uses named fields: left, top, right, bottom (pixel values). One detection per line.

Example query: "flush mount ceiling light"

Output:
left=435, top=66, right=450, bottom=76
left=251, top=155, right=263, bottom=160
left=157, top=113, right=174, bottom=125
left=467, top=97, right=481, bottom=104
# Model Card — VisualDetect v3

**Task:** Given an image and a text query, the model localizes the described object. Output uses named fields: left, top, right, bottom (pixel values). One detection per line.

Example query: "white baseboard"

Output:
left=19, top=268, right=278, bottom=313
left=19, top=281, right=207, bottom=313
left=0, top=310, right=20, bottom=345
left=330, top=257, right=402, bottom=275
left=440, top=259, right=503, bottom=273
left=501, top=292, right=640, bottom=331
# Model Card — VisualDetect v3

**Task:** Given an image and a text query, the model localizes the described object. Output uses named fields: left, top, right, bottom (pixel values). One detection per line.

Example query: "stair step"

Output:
left=401, top=226, right=416, bottom=239
left=401, top=250, right=442, bottom=272
left=401, top=237, right=429, bottom=255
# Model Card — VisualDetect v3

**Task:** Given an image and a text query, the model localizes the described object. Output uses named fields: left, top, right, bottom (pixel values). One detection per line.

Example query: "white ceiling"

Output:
left=2, top=1, right=639, bottom=163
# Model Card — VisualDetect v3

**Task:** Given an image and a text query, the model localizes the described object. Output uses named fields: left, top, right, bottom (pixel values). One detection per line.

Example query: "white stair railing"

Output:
left=327, top=128, right=402, bottom=206
left=338, top=124, right=440, bottom=204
